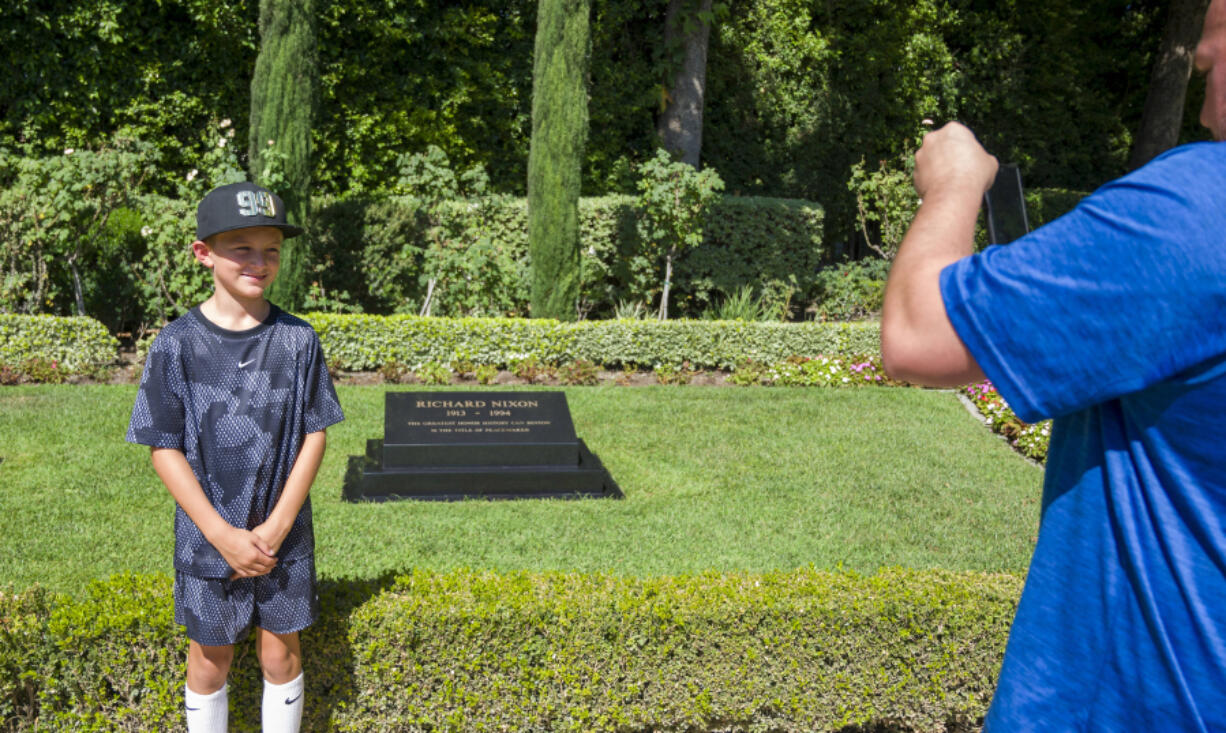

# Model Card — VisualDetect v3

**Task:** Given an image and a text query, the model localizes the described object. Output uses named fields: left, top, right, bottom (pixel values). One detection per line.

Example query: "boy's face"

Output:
left=192, top=226, right=283, bottom=303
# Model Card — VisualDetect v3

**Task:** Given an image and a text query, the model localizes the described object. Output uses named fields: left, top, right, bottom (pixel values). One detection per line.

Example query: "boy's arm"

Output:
left=251, top=430, right=327, bottom=555
left=150, top=447, right=277, bottom=578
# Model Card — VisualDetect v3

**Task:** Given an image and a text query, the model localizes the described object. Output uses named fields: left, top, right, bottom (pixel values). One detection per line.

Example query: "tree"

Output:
left=249, top=0, right=318, bottom=311
left=636, top=148, right=723, bottom=320
left=657, top=0, right=718, bottom=167
left=1129, top=0, right=1211, bottom=169
left=527, top=0, right=591, bottom=320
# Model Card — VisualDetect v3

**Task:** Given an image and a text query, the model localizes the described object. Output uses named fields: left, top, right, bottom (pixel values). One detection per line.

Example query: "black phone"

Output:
left=983, top=164, right=1030, bottom=245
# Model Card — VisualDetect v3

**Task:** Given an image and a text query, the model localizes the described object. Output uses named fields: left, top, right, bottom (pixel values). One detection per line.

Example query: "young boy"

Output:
left=127, top=181, right=344, bottom=732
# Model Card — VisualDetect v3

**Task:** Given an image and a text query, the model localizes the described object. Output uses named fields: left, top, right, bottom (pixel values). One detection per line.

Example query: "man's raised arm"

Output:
left=880, top=122, right=995, bottom=387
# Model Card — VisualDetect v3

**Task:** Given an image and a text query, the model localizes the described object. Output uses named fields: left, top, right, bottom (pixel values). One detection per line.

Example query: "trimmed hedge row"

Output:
left=3, top=568, right=1020, bottom=731
left=0, top=315, right=118, bottom=371
left=305, top=314, right=881, bottom=371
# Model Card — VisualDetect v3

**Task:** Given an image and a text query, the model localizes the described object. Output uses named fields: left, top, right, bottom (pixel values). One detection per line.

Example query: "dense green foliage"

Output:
left=249, top=0, right=319, bottom=310
left=306, top=313, right=879, bottom=370
left=0, top=143, right=155, bottom=319
left=304, top=193, right=827, bottom=322
left=0, top=315, right=117, bottom=371
left=1, top=568, right=1019, bottom=731
left=0, top=1, right=1195, bottom=230
left=528, top=0, right=591, bottom=319
left=0, top=176, right=1086, bottom=331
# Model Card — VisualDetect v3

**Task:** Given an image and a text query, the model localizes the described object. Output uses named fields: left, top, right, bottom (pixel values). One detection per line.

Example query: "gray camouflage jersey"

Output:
left=127, top=305, right=344, bottom=577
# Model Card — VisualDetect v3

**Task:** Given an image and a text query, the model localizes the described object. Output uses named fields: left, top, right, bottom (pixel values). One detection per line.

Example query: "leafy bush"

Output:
left=307, top=193, right=826, bottom=322
left=3, top=568, right=1020, bottom=731
left=557, top=358, right=599, bottom=386
left=0, top=315, right=118, bottom=373
left=701, top=284, right=779, bottom=322
left=653, top=361, right=696, bottom=385
left=848, top=150, right=919, bottom=261
left=306, top=314, right=881, bottom=372
left=0, top=140, right=156, bottom=318
left=413, top=361, right=452, bottom=386
left=1025, top=187, right=1086, bottom=228
left=813, top=258, right=891, bottom=322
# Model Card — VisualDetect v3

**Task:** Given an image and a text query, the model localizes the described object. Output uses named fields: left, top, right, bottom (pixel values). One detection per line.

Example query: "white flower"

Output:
left=140, top=226, right=152, bottom=237
left=267, top=139, right=275, bottom=147
left=219, top=118, right=232, bottom=129
left=63, top=148, right=74, bottom=155
left=226, top=128, right=235, bottom=139
left=217, top=138, right=227, bottom=148
left=186, top=169, right=198, bottom=182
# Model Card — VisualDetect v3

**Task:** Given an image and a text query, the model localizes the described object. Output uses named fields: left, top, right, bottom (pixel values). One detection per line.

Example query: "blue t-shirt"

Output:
left=941, top=142, right=1226, bottom=731
left=127, top=305, right=345, bottom=577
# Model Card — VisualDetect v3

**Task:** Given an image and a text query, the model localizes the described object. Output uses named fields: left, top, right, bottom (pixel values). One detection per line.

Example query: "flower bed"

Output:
left=963, top=380, right=1051, bottom=462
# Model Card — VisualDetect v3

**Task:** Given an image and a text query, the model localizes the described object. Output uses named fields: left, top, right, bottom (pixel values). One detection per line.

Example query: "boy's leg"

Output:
left=175, top=570, right=257, bottom=732
left=252, top=556, right=317, bottom=732
left=185, top=641, right=233, bottom=733
left=258, top=629, right=304, bottom=732
left=256, top=627, right=302, bottom=683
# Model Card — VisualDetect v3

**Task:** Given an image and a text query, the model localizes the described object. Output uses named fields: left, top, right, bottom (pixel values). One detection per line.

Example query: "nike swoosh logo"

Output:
left=238, top=359, right=256, bottom=368
left=285, top=693, right=301, bottom=705
left=186, top=705, right=201, bottom=711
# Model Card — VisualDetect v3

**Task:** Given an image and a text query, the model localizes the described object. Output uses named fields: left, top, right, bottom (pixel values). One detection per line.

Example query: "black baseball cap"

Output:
left=195, top=181, right=305, bottom=241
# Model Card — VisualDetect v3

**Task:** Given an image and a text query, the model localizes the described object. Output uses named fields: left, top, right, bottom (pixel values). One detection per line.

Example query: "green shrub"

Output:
left=558, top=358, right=599, bottom=386
left=813, top=258, right=891, bottom=322
left=307, top=193, right=826, bottom=321
left=0, top=315, right=118, bottom=373
left=414, top=361, right=452, bottom=386
left=4, top=568, right=1019, bottom=731
left=305, top=314, right=881, bottom=372
left=1025, top=187, right=1087, bottom=227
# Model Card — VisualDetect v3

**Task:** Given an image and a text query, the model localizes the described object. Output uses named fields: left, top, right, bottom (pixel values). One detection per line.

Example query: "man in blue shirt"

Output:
left=881, top=1, right=1226, bottom=729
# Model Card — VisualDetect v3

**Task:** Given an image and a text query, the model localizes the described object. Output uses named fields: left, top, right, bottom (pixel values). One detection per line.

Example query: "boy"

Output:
left=127, top=181, right=344, bottom=732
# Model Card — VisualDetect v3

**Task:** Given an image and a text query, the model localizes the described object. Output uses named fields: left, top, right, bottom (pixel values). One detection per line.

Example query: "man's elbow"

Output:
left=880, top=322, right=924, bottom=384
left=880, top=318, right=983, bottom=387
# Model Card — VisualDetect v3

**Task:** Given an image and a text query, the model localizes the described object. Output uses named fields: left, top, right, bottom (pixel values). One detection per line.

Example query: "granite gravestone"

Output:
left=343, top=391, right=620, bottom=501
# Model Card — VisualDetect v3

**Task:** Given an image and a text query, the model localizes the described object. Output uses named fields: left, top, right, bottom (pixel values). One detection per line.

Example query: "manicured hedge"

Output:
left=0, top=315, right=118, bottom=371
left=3, top=568, right=1020, bottom=731
left=305, top=314, right=880, bottom=371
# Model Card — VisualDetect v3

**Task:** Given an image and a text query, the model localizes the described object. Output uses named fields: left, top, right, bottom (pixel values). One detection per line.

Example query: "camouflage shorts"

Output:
left=174, top=556, right=318, bottom=646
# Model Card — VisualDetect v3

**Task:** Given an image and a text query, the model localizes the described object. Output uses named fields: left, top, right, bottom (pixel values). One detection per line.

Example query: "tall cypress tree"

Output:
left=527, top=0, right=590, bottom=320
left=249, top=0, right=318, bottom=311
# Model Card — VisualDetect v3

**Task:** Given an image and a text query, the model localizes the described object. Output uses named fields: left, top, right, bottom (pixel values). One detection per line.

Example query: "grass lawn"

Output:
left=0, top=385, right=1042, bottom=596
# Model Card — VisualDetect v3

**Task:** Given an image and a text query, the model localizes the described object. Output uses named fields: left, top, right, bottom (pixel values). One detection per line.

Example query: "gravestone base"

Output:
left=342, top=391, right=621, bottom=502
left=343, top=438, right=619, bottom=502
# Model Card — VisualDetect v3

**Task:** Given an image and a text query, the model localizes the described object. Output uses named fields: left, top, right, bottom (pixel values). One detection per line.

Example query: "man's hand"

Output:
left=212, top=526, right=277, bottom=579
left=913, top=122, right=999, bottom=202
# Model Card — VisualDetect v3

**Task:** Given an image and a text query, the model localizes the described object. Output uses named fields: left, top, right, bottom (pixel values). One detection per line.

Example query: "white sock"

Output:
left=185, top=683, right=228, bottom=733
left=261, top=672, right=304, bottom=733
